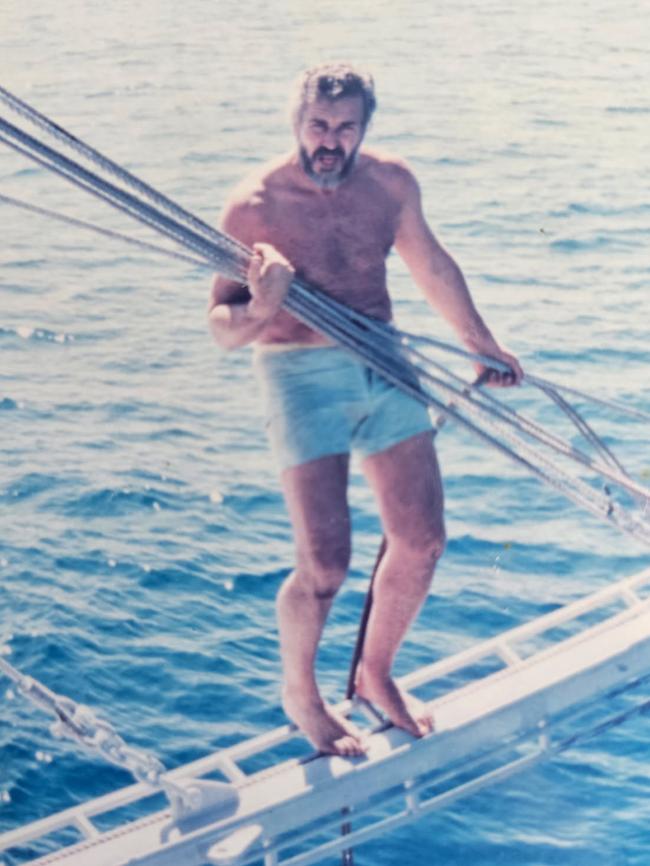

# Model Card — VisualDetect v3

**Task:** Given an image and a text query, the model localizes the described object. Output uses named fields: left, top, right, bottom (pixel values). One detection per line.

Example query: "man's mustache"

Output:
left=313, top=146, right=345, bottom=160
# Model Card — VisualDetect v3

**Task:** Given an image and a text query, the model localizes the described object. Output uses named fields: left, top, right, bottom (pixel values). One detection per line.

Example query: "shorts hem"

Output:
left=357, top=423, right=434, bottom=461
left=274, top=423, right=434, bottom=471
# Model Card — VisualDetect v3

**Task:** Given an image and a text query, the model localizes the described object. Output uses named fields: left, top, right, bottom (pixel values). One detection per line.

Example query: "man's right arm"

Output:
left=208, top=248, right=293, bottom=350
left=208, top=273, right=269, bottom=351
left=207, top=200, right=295, bottom=350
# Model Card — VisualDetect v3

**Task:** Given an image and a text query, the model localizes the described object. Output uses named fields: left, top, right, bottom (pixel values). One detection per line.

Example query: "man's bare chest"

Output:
left=259, top=185, right=399, bottom=276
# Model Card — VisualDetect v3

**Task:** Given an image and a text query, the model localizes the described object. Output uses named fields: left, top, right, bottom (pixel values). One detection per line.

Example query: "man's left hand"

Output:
left=474, top=345, right=524, bottom=388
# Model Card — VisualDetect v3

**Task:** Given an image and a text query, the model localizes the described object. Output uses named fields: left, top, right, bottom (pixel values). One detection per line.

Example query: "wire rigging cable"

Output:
left=1, top=85, right=649, bottom=545
left=0, top=192, right=211, bottom=270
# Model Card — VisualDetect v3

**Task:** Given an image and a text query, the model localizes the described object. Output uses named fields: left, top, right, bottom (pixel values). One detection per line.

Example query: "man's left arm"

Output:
left=393, top=169, right=523, bottom=386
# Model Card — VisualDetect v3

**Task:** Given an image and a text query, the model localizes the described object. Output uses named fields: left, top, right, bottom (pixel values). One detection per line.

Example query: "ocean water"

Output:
left=1, top=1, right=649, bottom=864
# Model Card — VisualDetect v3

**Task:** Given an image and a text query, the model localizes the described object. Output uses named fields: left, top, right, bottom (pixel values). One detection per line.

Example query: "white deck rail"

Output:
left=2, top=566, right=650, bottom=866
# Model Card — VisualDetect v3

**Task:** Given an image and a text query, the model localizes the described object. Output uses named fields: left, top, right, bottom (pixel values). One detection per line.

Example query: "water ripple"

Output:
left=1, top=2, right=649, bottom=864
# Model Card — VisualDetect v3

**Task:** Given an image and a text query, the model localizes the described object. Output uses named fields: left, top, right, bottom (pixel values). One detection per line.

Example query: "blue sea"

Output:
left=1, top=1, right=649, bottom=864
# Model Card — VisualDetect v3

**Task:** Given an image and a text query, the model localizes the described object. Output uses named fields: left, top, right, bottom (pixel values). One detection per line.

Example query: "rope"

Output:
left=0, top=119, right=246, bottom=279
left=3, top=169, right=641, bottom=506
left=0, top=192, right=211, bottom=269
left=1, top=88, right=649, bottom=547
left=0, top=85, right=250, bottom=262
left=398, top=327, right=650, bottom=424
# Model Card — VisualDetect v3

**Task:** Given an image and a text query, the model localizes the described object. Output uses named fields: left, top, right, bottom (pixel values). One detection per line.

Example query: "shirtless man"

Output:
left=208, top=64, right=523, bottom=756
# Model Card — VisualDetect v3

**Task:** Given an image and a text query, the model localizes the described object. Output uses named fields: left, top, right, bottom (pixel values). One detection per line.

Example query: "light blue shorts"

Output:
left=252, top=345, right=433, bottom=470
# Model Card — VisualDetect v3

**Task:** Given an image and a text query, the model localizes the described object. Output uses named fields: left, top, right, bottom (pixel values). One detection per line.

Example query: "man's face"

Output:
left=296, top=95, right=365, bottom=190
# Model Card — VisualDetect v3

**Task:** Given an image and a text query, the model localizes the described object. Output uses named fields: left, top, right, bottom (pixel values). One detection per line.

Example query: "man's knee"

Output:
left=388, top=524, right=446, bottom=567
left=294, top=539, right=351, bottom=599
left=423, top=527, right=446, bottom=563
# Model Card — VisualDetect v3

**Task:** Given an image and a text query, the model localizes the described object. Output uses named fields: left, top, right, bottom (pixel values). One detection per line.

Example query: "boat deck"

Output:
left=2, top=567, right=650, bottom=866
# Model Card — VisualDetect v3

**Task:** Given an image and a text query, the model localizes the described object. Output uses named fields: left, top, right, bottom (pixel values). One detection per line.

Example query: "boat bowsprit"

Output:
left=2, top=566, right=650, bottom=866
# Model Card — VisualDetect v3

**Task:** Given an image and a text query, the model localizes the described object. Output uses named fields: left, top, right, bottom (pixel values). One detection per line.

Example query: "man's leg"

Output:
left=278, top=452, right=366, bottom=756
left=356, top=430, right=445, bottom=737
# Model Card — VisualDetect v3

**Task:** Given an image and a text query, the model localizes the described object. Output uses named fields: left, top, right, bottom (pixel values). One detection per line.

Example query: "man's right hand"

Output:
left=247, top=242, right=295, bottom=321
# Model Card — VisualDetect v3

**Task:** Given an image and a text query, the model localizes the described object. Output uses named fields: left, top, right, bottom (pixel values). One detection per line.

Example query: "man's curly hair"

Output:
left=291, top=63, right=377, bottom=130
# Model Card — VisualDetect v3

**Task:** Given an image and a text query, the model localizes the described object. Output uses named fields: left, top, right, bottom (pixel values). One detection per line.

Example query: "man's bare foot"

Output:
left=283, top=689, right=367, bottom=756
left=355, top=665, right=434, bottom=738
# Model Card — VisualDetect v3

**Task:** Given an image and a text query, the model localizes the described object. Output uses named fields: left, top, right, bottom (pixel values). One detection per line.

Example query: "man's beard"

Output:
left=299, top=145, right=358, bottom=190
